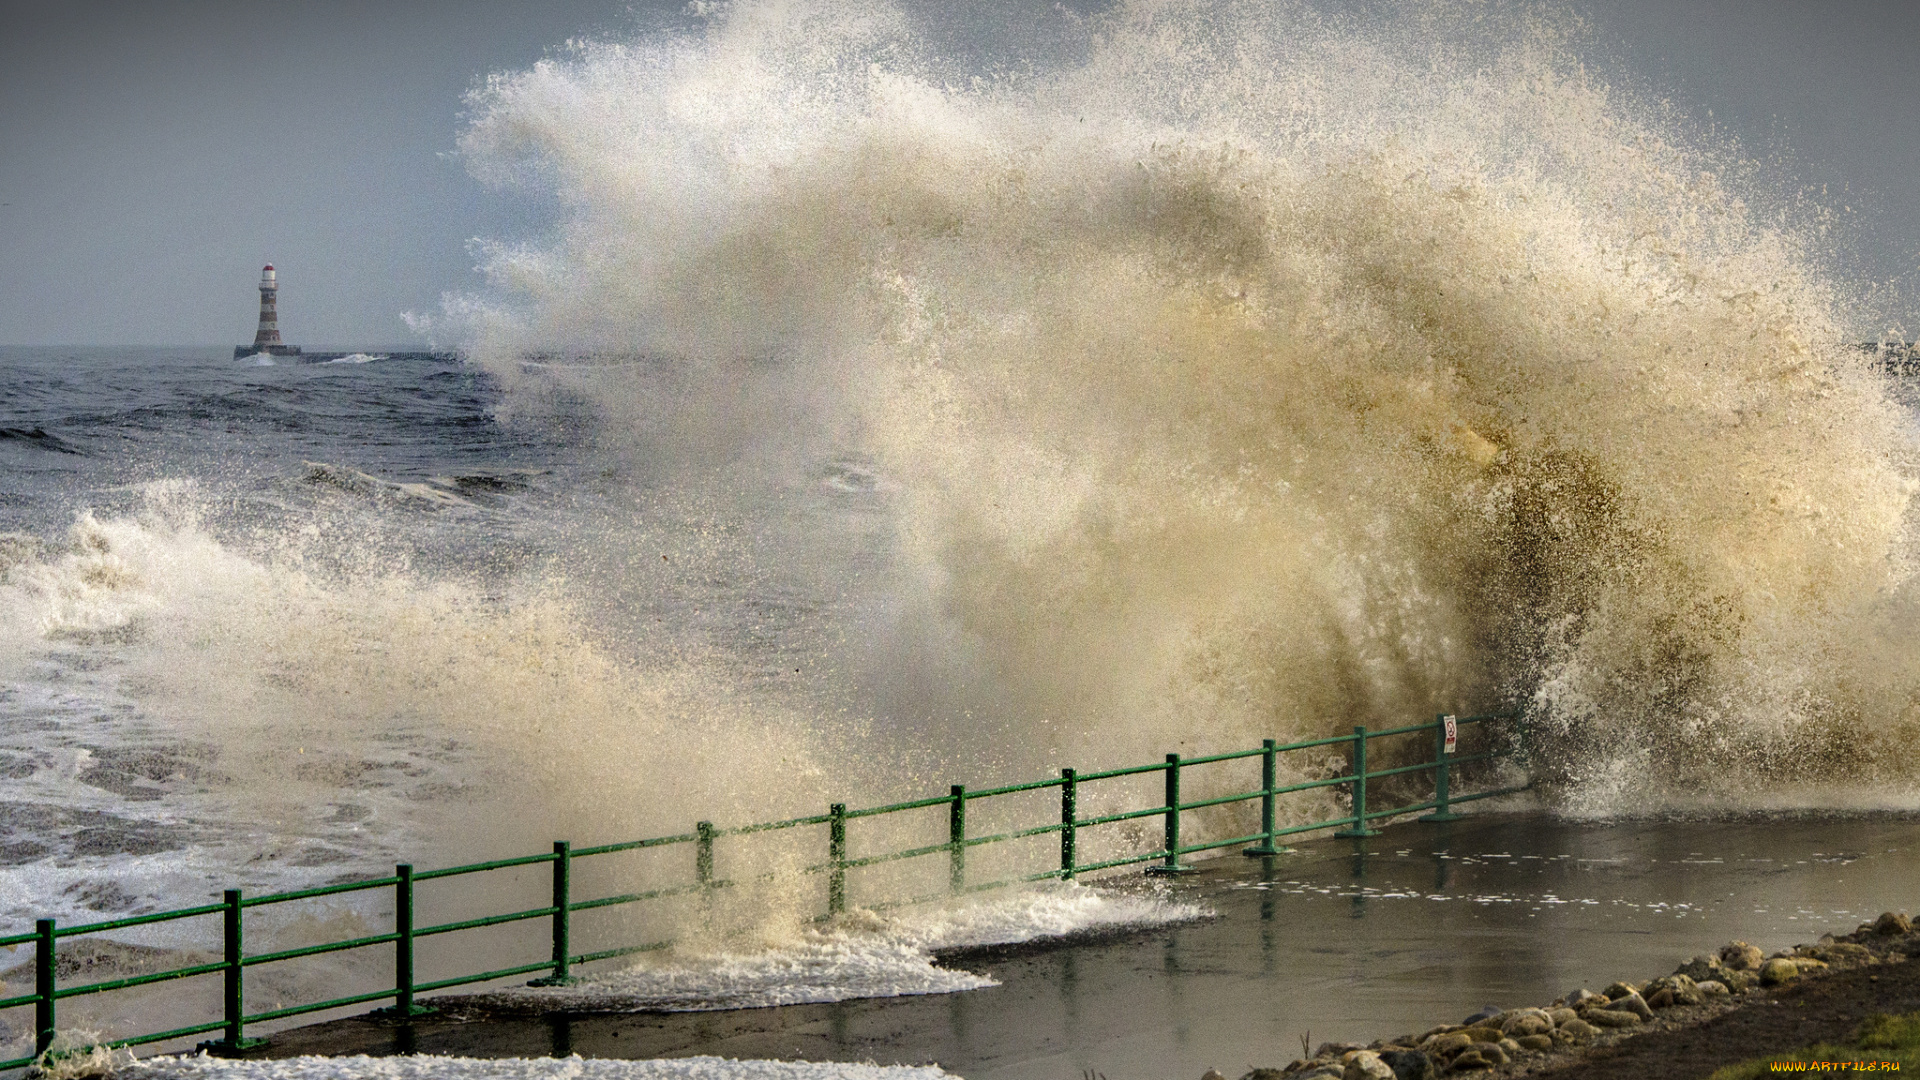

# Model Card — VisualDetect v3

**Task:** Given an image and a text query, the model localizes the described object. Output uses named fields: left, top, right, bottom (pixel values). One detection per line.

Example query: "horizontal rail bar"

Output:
left=1172, top=746, right=1270, bottom=767
left=1446, top=783, right=1531, bottom=804
left=243, top=933, right=401, bottom=967
left=1364, top=721, right=1438, bottom=739
left=0, top=992, right=41, bottom=1010
left=56, top=960, right=228, bottom=998
left=414, top=853, right=557, bottom=880
left=107, top=1017, right=230, bottom=1049
left=1273, top=814, right=1370, bottom=838
left=1073, top=760, right=1179, bottom=783
left=959, top=820, right=1069, bottom=847
left=963, top=775, right=1070, bottom=800
left=243, top=877, right=401, bottom=907
left=568, top=882, right=705, bottom=912
left=843, top=794, right=960, bottom=819
left=568, top=941, right=672, bottom=966
left=1176, top=830, right=1272, bottom=856
left=415, top=906, right=555, bottom=938
left=724, top=814, right=833, bottom=837
left=572, top=833, right=699, bottom=858
left=57, top=903, right=227, bottom=937
left=839, top=839, right=958, bottom=870
left=241, top=987, right=399, bottom=1025
left=413, top=959, right=559, bottom=994
left=1073, top=804, right=1177, bottom=830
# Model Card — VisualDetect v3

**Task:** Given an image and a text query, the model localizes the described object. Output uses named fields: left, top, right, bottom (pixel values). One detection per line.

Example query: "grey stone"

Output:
left=1376, top=1050, right=1433, bottom=1080
left=1676, top=954, right=1729, bottom=982
left=1874, top=912, right=1913, bottom=937
left=1343, top=1052, right=1395, bottom=1080
left=1583, top=1008, right=1643, bottom=1028
left=1610, top=992, right=1655, bottom=1020
left=1760, top=958, right=1800, bottom=986
left=1461, top=1006, right=1502, bottom=1026
left=1696, top=980, right=1731, bottom=998
left=1719, top=941, right=1764, bottom=971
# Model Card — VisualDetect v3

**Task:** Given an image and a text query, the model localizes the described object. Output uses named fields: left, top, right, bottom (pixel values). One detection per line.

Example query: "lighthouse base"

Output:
left=236, top=345, right=303, bottom=358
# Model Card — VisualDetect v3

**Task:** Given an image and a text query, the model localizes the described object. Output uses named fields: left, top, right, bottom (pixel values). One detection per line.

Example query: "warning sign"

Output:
left=1442, top=714, right=1458, bottom=755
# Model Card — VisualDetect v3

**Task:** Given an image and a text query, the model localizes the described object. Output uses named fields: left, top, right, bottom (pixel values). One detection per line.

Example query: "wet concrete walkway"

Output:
left=227, top=811, right=1920, bottom=1080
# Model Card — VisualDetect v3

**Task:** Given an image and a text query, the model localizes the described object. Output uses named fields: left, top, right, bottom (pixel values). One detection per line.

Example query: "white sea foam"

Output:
left=436, top=0, right=1920, bottom=811
left=326, top=353, right=386, bottom=365
left=484, top=882, right=1207, bottom=1011
left=125, top=1054, right=958, bottom=1080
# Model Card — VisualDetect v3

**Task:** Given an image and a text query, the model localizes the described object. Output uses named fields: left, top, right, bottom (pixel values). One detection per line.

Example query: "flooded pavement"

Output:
left=238, top=810, right=1920, bottom=1080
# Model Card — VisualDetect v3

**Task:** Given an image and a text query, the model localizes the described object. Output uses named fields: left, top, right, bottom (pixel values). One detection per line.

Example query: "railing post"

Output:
left=395, top=864, right=419, bottom=1016
left=1146, top=754, right=1196, bottom=875
left=696, top=822, right=715, bottom=886
left=1060, top=769, right=1077, bottom=880
left=1420, top=714, right=1461, bottom=822
left=828, top=804, right=847, bottom=915
left=199, top=890, right=266, bottom=1054
left=1244, top=739, right=1290, bottom=855
left=1335, top=726, right=1382, bottom=838
left=948, top=786, right=966, bottom=893
left=528, top=842, right=574, bottom=987
left=34, top=919, right=53, bottom=1057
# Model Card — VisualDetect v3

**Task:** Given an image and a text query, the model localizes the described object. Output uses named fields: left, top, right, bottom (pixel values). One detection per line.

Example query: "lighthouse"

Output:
left=236, top=265, right=302, bottom=358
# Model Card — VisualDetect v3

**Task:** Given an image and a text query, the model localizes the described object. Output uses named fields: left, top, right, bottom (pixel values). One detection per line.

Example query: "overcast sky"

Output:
left=2, top=0, right=1918, bottom=346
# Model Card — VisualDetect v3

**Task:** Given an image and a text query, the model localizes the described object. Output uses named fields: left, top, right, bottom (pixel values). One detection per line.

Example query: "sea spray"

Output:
left=440, top=0, right=1920, bottom=812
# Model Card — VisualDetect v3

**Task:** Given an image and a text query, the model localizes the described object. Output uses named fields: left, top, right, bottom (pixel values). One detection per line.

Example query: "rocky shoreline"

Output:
left=1231, top=911, right=1920, bottom=1080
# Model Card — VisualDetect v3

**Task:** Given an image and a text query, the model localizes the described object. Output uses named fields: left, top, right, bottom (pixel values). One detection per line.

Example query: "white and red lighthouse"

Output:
left=237, top=264, right=301, bottom=358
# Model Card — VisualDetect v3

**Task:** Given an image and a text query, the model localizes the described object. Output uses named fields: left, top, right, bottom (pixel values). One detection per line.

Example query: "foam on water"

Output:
left=482, top=882, right=1206, bottom=1011
left=431, top=0, right=1920, bottom=811
left=123, top=1054, right=958, bottom=1080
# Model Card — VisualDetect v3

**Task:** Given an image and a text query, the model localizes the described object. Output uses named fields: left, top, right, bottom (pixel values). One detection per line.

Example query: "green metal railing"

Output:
left=0, top=710, right=1523, bottom=1072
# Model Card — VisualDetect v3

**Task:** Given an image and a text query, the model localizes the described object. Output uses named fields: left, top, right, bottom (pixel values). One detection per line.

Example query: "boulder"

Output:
left=1289, top=1068, right=1342, bottom=1080
left=1448, top=1049, right=1493, bottom=1072
left=1500, top=1010, right=1553, bottom=1037
left=1760, top=958, right=1799, bottom=986
left=1645, top=989, right=1673, bottom=1009
left=1462, top=1027, right=1504, bottom=1044
left=1675, top=954, right=1728, bottom=983
left=1421, top=1033, right=1471, bottom=1057
left=1514, top=1035, right=1554, bottom=1052
left=1204, top=1071, right=1227, bottom=1080
left=1376, top=1050, right=1433, bottom=1080
left=1696, top=980, right=1731, bottom=998
left=1343, top=1051, right=1395, bottom=1080
left=1565, top=988, right=1603, bottom=1007
left=1609, top=992, right=1655, bottom=1020
left=1801, top=942, right=1871, bottom=964
left=1558, top=1018, right=1600, bottom=1041
left=1495, top=1039, right=1523, bottom=1058
left=1583, top=1008, right=1643, bottom=1028
left=1316, top=1044, right=1365, bottom=1060
left=1874, top=911, right=1913, bottom=937
left=1721, top=969, right=1758, bottom=993
left=1719, top=941, right=1764, bottom=971
left=1242, top=1071, right=1290, bottom=1080
left=1479, top=1043, right=1510, bottom=1066
left=1461, top=1006, right=1502, bottom=1026
left=1644, top=974, right=1702, bottom=1007
left=1546, top=1008, right=1579, bottom=1026
left=1602, top=981, right=1643, bottom=999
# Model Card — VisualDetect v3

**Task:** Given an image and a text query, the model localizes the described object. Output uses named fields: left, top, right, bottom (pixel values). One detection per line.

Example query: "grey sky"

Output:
left=1, top=0, right=1917, bottom=346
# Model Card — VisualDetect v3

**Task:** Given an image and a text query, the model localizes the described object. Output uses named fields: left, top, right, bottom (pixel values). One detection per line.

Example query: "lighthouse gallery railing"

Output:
left=1, top=710, right=1524, bottom=1071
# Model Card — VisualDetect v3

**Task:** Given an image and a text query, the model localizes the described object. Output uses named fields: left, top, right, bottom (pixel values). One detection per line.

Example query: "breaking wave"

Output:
left=419, top=0, right=1920, bottom=811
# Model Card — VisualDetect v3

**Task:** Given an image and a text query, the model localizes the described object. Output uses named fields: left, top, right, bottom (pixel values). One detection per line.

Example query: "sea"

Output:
left=9, top=0, right=1920, bottom=1073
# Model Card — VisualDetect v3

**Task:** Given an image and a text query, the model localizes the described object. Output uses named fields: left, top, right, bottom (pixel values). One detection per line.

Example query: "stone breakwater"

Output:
left=1212, top=911, right=1920, bottom=1080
